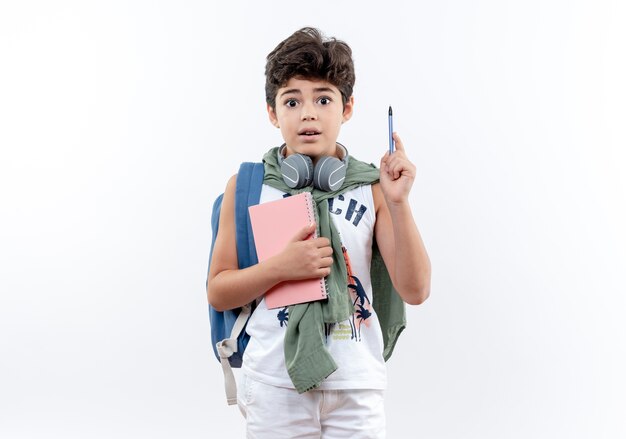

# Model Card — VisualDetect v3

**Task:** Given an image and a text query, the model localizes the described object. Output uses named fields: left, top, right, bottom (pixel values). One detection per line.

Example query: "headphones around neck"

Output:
left=277, top=143, right=350, bottom=192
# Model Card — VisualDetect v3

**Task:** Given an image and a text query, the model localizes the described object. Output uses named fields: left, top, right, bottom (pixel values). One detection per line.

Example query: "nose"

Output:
left=301, top=102, right=317, bottom=121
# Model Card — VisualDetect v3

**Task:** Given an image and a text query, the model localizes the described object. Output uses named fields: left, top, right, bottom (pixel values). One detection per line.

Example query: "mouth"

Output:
left=298, top=129, right=322, bottom=137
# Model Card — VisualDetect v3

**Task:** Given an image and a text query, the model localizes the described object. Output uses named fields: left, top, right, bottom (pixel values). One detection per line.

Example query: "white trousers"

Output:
left=237, top=374, right=386, bottom=439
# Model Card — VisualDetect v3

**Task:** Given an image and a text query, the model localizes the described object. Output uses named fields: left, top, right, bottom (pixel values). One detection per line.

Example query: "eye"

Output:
left=285, top=99, right=298, bottom=108
left=318, top=97, right=331, bottom=105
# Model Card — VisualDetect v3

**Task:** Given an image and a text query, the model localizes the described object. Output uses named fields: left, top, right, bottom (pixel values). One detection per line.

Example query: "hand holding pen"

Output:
left=380, top=107, right=416, bottom=205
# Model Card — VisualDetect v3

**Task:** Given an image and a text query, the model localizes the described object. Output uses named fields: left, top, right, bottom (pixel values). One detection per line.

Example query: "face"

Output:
left=267, top=77, right=354, bottom=162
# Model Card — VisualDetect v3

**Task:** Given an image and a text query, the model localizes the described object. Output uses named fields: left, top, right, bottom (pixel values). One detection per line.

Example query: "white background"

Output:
left=1, top=0, right=625, bottom=438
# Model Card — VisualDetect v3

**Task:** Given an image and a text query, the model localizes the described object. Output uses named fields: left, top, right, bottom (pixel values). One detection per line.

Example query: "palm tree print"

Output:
left=349, top=275, right=371, bottom=308
left=354, top=304, right=372, bottom=340
left=277, top=307, right=289, bottom=327
left=341, top=245, right=373, bottom=342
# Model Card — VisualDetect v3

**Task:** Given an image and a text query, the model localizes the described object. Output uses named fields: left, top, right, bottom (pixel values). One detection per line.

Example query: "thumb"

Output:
left=290, top=222, right=316, bottom=242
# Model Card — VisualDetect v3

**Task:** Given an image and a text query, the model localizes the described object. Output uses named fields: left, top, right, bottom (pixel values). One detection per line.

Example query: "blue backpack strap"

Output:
left=208, top=162, right=264, bottom=371
left=210, top=162, right=264, bottom=405
left=235, top=162, right=263, bottom=269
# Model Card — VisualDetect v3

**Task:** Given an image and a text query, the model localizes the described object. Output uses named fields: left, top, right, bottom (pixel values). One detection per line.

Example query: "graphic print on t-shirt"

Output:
left=274, top=192, right=373, bottom=341
left=321, top=244, right=374, bottom=342
left=244, top=185, right=387, bottom=390
left=328, top=194, right=367, bottom=227
left=273, top=243, right=373, bottom=341
left=342, top=245, right=373, bottom=341
left=276, top=306, right=289, bottom=327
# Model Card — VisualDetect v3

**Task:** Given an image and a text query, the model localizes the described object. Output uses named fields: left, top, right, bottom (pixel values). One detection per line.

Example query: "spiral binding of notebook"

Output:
left=305, top=193, right=328, bottom=300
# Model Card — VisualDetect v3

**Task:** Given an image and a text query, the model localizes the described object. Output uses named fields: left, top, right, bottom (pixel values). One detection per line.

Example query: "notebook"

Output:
left=248, top=192, right=328, bottom=309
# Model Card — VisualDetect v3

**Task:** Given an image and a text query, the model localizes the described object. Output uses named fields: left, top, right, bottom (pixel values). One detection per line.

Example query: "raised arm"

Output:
left=373, top=132, right=431, bottom=305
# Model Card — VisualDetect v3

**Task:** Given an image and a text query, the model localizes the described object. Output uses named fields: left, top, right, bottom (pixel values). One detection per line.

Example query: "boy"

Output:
left=207, top=27, right=431, bottom=438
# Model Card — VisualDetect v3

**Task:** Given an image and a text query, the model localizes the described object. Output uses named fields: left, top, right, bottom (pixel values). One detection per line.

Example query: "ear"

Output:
left=342, top=95, right=354, bottom=123
left=267, top=104, right=280, bottom=128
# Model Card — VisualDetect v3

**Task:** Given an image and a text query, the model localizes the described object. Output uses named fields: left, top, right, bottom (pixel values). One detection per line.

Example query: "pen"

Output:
left=388, top=106, right=395, bottom=154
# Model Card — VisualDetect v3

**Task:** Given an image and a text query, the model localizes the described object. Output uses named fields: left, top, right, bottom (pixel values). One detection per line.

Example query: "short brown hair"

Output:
left=265, top=27, right=355, bottom=110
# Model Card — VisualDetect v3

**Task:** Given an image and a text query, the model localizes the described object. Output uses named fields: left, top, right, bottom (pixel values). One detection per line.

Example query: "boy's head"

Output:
left=265, top=28, right=355, bottom=161
left=265, top=27, right=355, bottom=111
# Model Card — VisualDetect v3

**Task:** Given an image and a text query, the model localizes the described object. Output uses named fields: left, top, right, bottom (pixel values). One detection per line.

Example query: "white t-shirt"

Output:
left=242, top=184, right=387, bottom=390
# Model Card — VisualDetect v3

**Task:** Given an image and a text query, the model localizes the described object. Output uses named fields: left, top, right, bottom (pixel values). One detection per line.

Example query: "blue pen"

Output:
left=388, top=106, right=395, bottom=154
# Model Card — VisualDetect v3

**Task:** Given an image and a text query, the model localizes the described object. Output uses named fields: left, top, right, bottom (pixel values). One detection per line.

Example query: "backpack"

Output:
left=207, top=162, right=264, bottom=405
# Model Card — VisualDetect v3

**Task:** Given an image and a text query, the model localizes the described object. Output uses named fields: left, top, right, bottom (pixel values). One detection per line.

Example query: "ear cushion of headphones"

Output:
left=280, top=154, right=314, bottom=189
left=314, top=156, right=347, bottom=192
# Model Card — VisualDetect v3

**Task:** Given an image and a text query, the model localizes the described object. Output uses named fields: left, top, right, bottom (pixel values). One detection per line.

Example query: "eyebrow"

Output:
left=279, top=87, right=337, bottom=98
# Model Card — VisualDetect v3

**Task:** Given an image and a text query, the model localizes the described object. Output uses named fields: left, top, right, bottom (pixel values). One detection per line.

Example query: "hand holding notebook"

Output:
left=249, top=193, right=329, bottom=309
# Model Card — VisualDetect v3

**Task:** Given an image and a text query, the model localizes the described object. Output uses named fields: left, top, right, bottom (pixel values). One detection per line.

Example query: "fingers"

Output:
left=305, top=238, right=334, bottom=278
left=380, top=132, right=415, bottom=180
left=318, top=257, right=334, bottom=270
left=282, top=224, right=336, bottom=280
left=380, top=132, right=404, bottom=165
left=381, top=155, right=415, bottom=180
left=317, top=246, right=334, bottom=275
left=390, top=155, right=405, bottom=180
left=388, top=157, right=415, bottom=180
left=313, top=241, right=332, bottom=254
left=317, top=266, right=332, bottom=277
left=310, top=238, right=333, bottom=274
left=290, top=222, right=316, bottom=242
